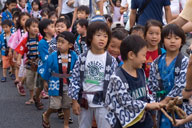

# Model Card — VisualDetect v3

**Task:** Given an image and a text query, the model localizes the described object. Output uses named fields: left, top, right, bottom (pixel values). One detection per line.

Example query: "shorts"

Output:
left=49, top=91, right=72, bottom=109
left=2, top=55, right=13, bottom=69
left=25, top=69, right=37, bottom=90
left=36, top=74, right=44, bottom=89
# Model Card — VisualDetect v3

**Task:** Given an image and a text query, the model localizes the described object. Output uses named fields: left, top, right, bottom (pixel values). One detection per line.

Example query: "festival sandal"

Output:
left=25, top=99, right=34, bottom=105
left=33, top=96, right=44, bottom=110
left=42, top=112, right=50, bottom=128
left=57, top=108, right=64, bottom=119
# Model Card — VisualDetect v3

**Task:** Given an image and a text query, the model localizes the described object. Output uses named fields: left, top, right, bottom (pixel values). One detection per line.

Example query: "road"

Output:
left=0, top=72, right=78, bottom=128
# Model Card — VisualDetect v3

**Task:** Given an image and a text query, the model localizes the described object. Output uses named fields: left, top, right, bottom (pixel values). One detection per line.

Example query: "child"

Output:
left=144, top=20, right=166, bottom=79
left=17, top=0, right=28, bottom=12
left=107, top=30, right=127, bottom=66
left=105, top=35, right=163, bottom=128
left=48, top=11, right=58, bottom=25
left=55, top=18, right=71, bottom=35
left=68, top=21, right=118, bottom=128
left=110, top=0, right=121, bottom=22
left=0, top=20, right=14, bottom=82
left=103, top=14, right=113, bottom=28
left=41, top=31, right=78, bottom=128
left=15, top=18, right=42, bottom=104
left=72, top=5, right=89, bottom=38
left=31, top=0, right=41, bottom=20
left=129, top=24, right=145, bottom=39
left=8, top=12, right=30, bottom=90
left=1, top=0, right=17, bottom=22
left=74, top=19, right=88, bottom=55
left=40, top=8, right=49, bottom=20
left=148, top=24, right=191, bottom=128
left=34, top=19, right=56, bottom=110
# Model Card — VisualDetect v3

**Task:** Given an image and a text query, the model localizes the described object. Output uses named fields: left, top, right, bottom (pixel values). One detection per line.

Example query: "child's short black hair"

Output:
left=144, top=19, right=162, bottom=37
left=77, top=19, right=88, bottom=28
left=48, top=11, right=57, bottom=19
left=111, top=30, right=127, bottom=41
left=2, top=20, right=12, bottom=27
left=87, top=21, right=111, bottom=48
left=56, top=18, right=71, bottom=29
left=103, top=14, right=113, bottom=24
left=161, top=24, right=186, bottom=46
left=120, top=35, right=147, bottom=61
left=56, top=31, right=75, bottom=45
left=11, top=8, right=21, bottom=15
left=77, top=5, right=89, bottom=15
left=25, top=18, right=39, bottom=31
left=40, top=8, right=50, bottom=17
left=39, top=19, right=54, bottom=37
left=129, top=25, right=145, bottom=35
left=32, top=0, right=41, bottom=10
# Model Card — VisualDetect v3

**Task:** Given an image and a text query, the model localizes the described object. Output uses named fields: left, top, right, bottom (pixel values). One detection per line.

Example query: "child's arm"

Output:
left=174, top=114, right=192, bottom=127
left=16, top=53, right=22, bottom=67
left=109, top=0, right=115, bottom=8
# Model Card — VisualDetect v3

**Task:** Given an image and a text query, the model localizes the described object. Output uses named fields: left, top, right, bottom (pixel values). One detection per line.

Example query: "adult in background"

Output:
left=58, top=0, right=74, bottom=23
left=129, top=0, right=172, bottom=28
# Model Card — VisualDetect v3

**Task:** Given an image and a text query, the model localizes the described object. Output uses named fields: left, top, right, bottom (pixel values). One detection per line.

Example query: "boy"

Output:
left=74, top=19, right=88, bottom=55
left=41, top=31, right=78, bottom=128
left=0, top=19, right=14, bottom=82
left=107, top=30, right=127, bottom=66
left=129, top=25, right=145, bottom=39
left=105, top=35, right=163, bottom=128
left=72, top=5, right=89, bottom=38
left=55, top=18, right=71, bottom=35
left=68, top=21, right=118, bottom=128
left=15, top=18, right=42, bottom=103
left=34, top=19, right=56, bottom=110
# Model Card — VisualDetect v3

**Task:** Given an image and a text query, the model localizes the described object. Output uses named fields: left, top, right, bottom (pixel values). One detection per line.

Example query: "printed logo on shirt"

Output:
left=85, top=61, right=104, bottom=85
left=131, top=87, right=146, bottom=100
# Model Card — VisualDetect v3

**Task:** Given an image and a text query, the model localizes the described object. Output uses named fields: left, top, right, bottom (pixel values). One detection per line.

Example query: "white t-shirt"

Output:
left=121, top=0, right=132, bottom=30
left=61, top=0, right=74, bottom=14
left=83, top=50, right=107, bottom=107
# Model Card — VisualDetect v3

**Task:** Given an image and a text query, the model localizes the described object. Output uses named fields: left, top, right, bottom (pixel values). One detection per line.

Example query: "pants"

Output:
left=78, top=107, right=110, bottom=128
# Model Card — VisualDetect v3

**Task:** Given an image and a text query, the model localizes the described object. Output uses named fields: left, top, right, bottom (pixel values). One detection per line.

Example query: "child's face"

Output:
left=164, top=34, right=182, bottom=52
left=19, top=0, right=26, bottom=8
left=107, top=37, right=121, bottom=58
left=76, top=23, right=85, bottom=35
left=57, top=36, right=72, bottom=53
left=45, top=23, right=55, bottom=37
left=116, top=0, right=121, bottom=7
left=41, top=14, right=48, bottom=20
left=2, top=25, right=11, bottom=34
left=32, top=2, right=39, bottom=11
left=91, top=30, right=108, bottom=51
left=20, top=15, right=30, bottom=28
left=13, top=17, right=18, bottom=25
left=27, top=22, right=39, bottom=36
left=50, top=15, right=58, bottom=25
left=131, top=46, right=147, bottom=69
left=7, top=3, right=17, bottom=12
left=77, top=11, right=88, bottom=19
left=131, top=30, right=144, bottom=39
left=55, top=22, right=68, bottom=35
left=145, top=26, right=161, bottom=48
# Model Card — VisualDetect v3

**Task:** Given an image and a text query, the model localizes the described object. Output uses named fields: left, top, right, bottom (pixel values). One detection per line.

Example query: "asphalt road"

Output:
left=0, top=72, right=79, bottom=128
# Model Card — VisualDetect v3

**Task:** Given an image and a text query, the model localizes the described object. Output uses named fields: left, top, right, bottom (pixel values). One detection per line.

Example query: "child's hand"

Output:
left=72, top=100, right=81, bottom=115
left=8, top=51, right=12, bottom=57
left=173, top=119, right=185, bottom=127
left=146, top=103, right=164, bottom=110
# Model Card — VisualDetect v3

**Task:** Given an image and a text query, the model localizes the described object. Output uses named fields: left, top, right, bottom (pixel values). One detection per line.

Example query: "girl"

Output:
left=17, top=0, right=28, bottom=12
left=144, top=20, right=166, bottom=79
left=48, top=11, right=58, bottom=25
left=148, top=24, right=192, bottom=128
left=1, top=0, right=17, bottom=22
left=110, top=0, right=121, bottom=22
left=31, top=0, right=41, bottom=20
left=68, top=21, right=117, bottom=128
left=8, top=12, right=30, bottom=95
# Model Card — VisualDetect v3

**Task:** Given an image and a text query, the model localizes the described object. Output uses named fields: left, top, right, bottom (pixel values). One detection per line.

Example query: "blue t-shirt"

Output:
left=131, top=0, right=170, bottom=26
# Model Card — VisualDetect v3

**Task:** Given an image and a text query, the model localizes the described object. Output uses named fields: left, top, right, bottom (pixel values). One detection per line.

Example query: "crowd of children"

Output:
left=1, top=0, right=192, bottom=128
